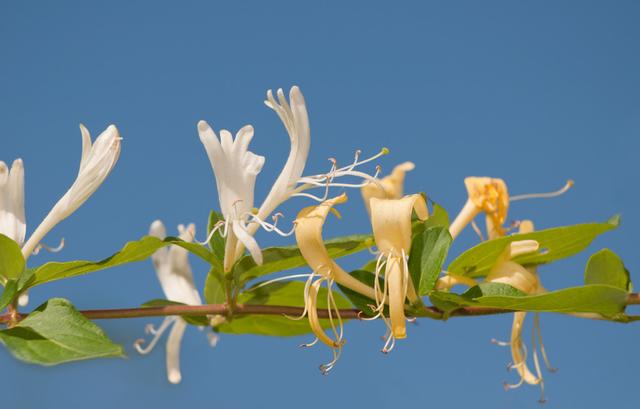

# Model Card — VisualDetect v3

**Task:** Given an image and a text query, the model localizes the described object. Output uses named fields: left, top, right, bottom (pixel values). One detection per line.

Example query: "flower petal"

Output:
left=232, top=220, right=263, bottom=265
left=369, top=194, right=428, bottom=255
left=166, top=318, right=187, bottom=384
left=361, top=161, right=414, bottom=214
left=294, top=194, right=377, bottom=299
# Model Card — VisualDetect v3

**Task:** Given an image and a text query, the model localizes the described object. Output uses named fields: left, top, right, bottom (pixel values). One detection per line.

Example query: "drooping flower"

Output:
left=135, top=220, right=217, bottom=384
left=21, top=124, right=122, bottom=259
left=368, top=194, right=428, bottom=351
left=294, top=193, right=377, bottom=373
left=0, top=159, right=26, bottom=246
left=361, top=161, right=414, bottom=214
left=197, top=122, right=265, bottom=271
left=486, top=221, right=556, bottom=403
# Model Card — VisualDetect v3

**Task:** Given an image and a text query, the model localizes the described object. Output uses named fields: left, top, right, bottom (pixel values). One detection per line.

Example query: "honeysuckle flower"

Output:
left=21, top=124, right=121, bottom=259
left=294, top=193, right=377, bottom=373
left=0, top=125, right=120, bottom=306
left=449, top=177, right=509, bottom=241
left=449, top=178, right=574, bottom=241
left=0, top=159, right=26, bottom=247
left=487, top=221, right=556, bottom=403
left=135, top=220, right=217, bottom=384
left=199, top=86, right=386, bottom=273
left=368, top=194, right=428, bottom=352
left=361, top=161, right=414, bottom=214
left=198, top=121, right=266, bottom=271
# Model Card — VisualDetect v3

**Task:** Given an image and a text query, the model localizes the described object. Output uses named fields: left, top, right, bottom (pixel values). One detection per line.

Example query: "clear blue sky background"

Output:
left=1, top=1, right=638, bottom=408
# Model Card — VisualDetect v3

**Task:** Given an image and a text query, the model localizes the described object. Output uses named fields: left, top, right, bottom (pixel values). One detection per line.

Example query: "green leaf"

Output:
left=430, top=284, right=628, bottom=317
left=232, top=235, right=373, bottom=286
left=584, top=249, right=631, bottom=291
left=412, top=201, right=450, bottom=237
left=0, top=233, right=25, bottom=282
left=448, top=217, right=619, bottom=278
left=29, top=236, right=218, bottom=287
left=215, top=281, right=353, bottom=336
left=409, top=227, right=452, bottom=295
left=0, top=298, right=124, bottom=365
left=425, top=201, right=450, bottom=229
left=140, top=299, right=210, bottom=326
left=207, top=210, right=226, bottom=260
left=204, top=267, right=227, bottom=304
left=0, top=280, right=17, bottom=310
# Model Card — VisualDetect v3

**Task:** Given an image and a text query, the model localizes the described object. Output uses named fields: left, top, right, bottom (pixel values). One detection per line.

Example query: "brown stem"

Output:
left=0, top=303, right=513, bottom=324
left=2, top=292, right=638, bottom=325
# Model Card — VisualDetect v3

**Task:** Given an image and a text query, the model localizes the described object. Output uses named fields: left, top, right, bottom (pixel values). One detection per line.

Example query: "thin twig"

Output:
left=1, top=292, right=637, bottom=325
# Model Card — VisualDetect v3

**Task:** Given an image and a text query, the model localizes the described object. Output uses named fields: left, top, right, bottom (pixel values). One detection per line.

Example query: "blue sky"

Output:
left=1, top=1, right=639, bottom=408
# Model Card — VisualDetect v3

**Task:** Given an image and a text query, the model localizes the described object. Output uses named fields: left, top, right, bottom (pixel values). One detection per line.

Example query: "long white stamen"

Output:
left=193, top=220, right=228, bottom=245
left=534, top=313, right=557, bottom=372
left=32, top=238, right=66, bottom=255
left=134, top=317, right=176, bottom=354
left=470, top=220, right=485, bottom=241
left=299, top=338, right=319, bottom=348
left=510, top=180, right=574, bottom=202
left=244, top=213, right=295, bottom=237
left=248, top=273, right=315, bottom=292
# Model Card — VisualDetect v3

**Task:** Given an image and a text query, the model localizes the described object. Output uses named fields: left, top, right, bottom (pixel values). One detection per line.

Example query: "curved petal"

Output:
left=258, top=86, right=310, bottom=221
left=166, top=318, right=188, bottom=384
left=361, top=161, right=414, bottom=214
left=232, top=220, right=263, bottom=266
left=0, top=159, right=26, bottom=246
left=307, top=279, right=340, bottom=348
left=294, top=194, right=376, bottom=299
left=369, top=194, right=428, bottom=255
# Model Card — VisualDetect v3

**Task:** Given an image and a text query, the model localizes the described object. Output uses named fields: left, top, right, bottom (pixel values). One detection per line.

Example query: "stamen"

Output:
left=491, top=338, right=512, bottom=347
left=244, top=213, right=295, bottom=237
left=534, top=313, right=557, bottom=372
left=299, top=338, right=319, bottom=348
left=510, top=180, right=574, bottom=202
left=32, top=238, right=66, bottom=255
left=381, top=331, right=396, bottom=354
left=247, top=273, right=314, bottom=292
left=193, top=220, right=228, bottom=245
left=470, top=220, right=485, bottom=241
left=134, top=317, right=176, bottom=355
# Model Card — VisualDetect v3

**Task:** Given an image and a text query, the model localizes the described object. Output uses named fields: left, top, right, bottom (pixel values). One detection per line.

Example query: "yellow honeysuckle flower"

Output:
left=368, top=194, right=428, bottom=352
left=294, top=193, right=377, bottom=373
left=449, top=178, right=574, bottom=241
left=487, top=221, right=556, bottom=403
left=449, top=177, right=509, bottom=240
left=361, top=161, right=414, bottom=214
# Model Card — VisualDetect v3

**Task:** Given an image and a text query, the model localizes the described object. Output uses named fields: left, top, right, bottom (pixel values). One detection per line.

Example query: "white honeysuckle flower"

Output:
left=0, top=159, right=26, bottom=246
left=198, top=86, right=387, bottom=273
left=135, top=220, right=218, bottom=385
left=21, top=124, right=122, bottom=259
left=197, top=121, right=266, bottom=271
left=0, top=125, right=120, bottom=306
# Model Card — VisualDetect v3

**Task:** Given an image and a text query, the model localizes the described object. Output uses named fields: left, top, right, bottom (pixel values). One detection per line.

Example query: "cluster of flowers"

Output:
left=0, top=86, right=570, bottom=400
